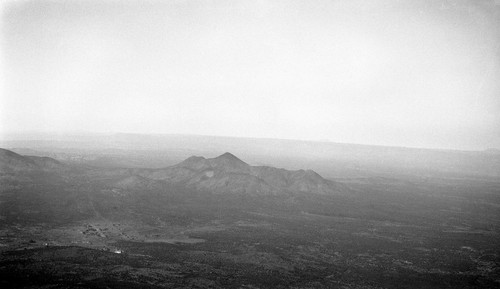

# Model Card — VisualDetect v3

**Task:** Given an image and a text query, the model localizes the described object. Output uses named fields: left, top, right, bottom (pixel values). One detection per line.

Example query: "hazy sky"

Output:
left=1, top=0, right=499, bottom=150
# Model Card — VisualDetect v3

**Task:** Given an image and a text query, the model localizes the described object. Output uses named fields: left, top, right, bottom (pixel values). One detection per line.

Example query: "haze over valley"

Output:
left=1, top=134, right=500, bottom=288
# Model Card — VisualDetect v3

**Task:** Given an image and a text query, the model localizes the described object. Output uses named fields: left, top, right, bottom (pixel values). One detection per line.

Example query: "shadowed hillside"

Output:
left=0, top=148, right=64, bottom=173
left=137, top=152, right=348, bottom=195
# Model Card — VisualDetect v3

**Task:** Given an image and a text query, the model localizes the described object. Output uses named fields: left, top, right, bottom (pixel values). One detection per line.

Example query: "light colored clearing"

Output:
left=234, top=220, right=272, bottom=228
left=205, top=170, right=214, bottom=178
left=144, top=237, right=205, bottom=244
left=353, top=232, right=403, bottom=243
left=461, top=246, right=476, bottom=251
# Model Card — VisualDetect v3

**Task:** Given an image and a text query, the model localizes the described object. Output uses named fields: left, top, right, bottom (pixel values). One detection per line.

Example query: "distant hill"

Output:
left=0, top=148, right=346, bottom=196
left=0, top=148, right=63, bottom=173
left=4, top=132, right=500, bottom=178
left=139, top=152, right=348, bottom=196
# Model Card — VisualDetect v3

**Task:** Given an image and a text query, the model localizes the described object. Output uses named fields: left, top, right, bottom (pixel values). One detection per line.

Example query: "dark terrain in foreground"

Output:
left=0, top=146, right=499, bottom=288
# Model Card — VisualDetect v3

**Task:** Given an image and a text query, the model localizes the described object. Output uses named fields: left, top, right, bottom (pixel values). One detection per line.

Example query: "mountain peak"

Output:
left=208, top=152, right=249, bottom=172
left=215, top=152, right=242, bottom=161
left=184, top=156, right=206, bottom=162
left=176, top=153, right=249, bottom=172
left=213, top=152, right=248, bottom=165
left=176, top=155, right=209, bottom=170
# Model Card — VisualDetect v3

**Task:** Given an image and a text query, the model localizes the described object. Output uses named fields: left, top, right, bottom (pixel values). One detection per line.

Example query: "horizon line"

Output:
left=1, top=130, right=498, bottom=153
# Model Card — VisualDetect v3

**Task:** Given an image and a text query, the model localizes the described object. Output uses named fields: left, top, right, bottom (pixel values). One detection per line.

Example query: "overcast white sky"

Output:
left=1, top=0, right=499, bottom=150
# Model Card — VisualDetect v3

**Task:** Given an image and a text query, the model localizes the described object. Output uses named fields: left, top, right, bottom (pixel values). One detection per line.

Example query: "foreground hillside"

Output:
left=0, top=148, right=499, bottom=288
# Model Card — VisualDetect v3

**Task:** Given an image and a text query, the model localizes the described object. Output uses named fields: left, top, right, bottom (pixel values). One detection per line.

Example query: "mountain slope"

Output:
left=0, top=148, right=63, bottom=173
left=0, top=148, right=38, bottom=172
left=139, top=152, right=347, bottom=195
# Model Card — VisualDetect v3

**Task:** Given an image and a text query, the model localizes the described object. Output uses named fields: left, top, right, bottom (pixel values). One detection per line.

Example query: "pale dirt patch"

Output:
left=143, top=237, right=205, bottom=244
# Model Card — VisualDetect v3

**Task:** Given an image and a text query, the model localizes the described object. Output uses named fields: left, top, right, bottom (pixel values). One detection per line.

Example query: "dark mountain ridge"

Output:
left=0, top=148, right=63, bottom=173
left=0, top=148, right=347, bottom=196
left=138, top=152, right=347, bottom=195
